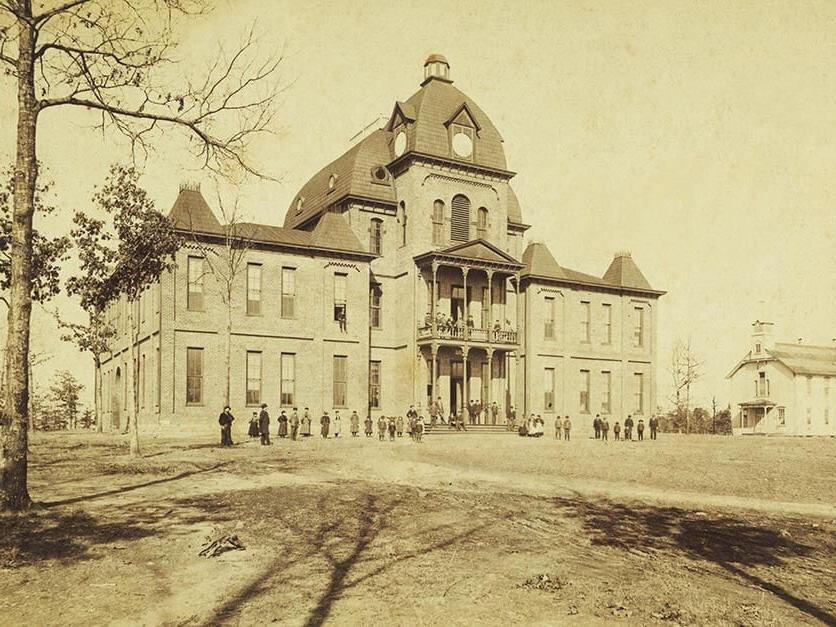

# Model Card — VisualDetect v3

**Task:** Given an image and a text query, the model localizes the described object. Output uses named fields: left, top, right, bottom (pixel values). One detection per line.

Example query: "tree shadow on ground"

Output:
left=551, top=495, right=834, bottom=624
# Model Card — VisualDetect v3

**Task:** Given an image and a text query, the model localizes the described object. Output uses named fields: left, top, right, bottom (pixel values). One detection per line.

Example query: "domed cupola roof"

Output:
left=386, top=55, right=509, bottom=172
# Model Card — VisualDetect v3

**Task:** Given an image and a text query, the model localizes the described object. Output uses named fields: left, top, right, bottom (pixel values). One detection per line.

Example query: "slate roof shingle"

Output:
left=768, top=343, right=836, bottom=376
left=603, top=252, right=654, bottom=291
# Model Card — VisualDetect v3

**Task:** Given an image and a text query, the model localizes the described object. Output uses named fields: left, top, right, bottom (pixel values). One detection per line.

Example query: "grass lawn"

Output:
left=1, top=431, right=834, bottom=626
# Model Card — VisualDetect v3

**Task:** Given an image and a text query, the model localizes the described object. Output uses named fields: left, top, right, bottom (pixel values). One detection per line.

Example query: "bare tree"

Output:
left=0, top=0, right=283, bottom=510
left=669, top=339, right=702, bottom=434
left=184, top=189, right=257, bottom=407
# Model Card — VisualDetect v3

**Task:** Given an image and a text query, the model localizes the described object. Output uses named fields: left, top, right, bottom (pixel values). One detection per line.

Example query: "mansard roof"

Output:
left=603, top=252, right=654, bottom=291
left=168, top=186, right=222, bottom=233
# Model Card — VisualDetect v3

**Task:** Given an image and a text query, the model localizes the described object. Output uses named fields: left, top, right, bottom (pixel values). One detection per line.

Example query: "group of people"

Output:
left=353, top=405, right=426, bottom=442
left=590, top=414, right=659, bottom=441
left=423, top=312, right=513, bottom=339
left=517, top=414, right=555, bottom=437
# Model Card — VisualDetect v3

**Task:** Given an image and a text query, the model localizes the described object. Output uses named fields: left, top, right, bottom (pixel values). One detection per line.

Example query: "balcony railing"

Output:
left=418, top=324, right=518, bottom=345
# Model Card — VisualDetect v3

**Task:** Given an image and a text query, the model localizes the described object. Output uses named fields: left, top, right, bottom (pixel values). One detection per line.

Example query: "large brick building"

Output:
left=97, top=55, right=664, bottom=432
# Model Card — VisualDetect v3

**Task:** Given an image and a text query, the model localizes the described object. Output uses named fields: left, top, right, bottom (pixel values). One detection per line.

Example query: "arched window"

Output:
left=399, top=202, right=407, bottom=247
left=450, top=194, right=470, bottom=242
left=370, top=218, right=383, bottom=255
left=477, top=207, right=489, bottom=238
left=432, top=200, right=445, bottom=245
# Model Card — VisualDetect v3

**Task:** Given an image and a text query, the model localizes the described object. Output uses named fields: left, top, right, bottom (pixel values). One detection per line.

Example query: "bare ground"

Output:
left=1, top=431, right=834, bottom=626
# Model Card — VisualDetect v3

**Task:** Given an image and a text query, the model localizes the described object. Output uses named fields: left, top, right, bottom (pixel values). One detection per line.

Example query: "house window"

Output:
left=280, top=353, right=295, bottom=407
left=399, top=202, right=407, bottom=247
left=756, top=371, right=769, bottom=397
left=601, top=371, right=611, bottom=414
left=755, top=343, right=762, bottom=354
left=187, top=256, right=204, bottom=311
left=246, top=351, right=262, bottom=405
left=634, top=373, right=644, bottom=414
left=186, top=347, right=203, bottom=405
left=450, top=194, right=470, bottom=242
left=155, top=345, right=161, bottom=409
left=370, top=284, right=382, bottom=329
left=369, top=360, right=381, bottom=409
left=333, top=356, right=348, bottom=407
left=602, top=304, right=612, bottom=345
left=544, top=296, right=555, bottom=339
left=334, top=273, right=347, bottom=325
left=579, top=370, right=590, bottom=413
left=544, top=368, right=555, bottom=412
left=580, top=301, right=591, bottom=343
left=281, top=267, right=295, bottom=318
left=140, top=291, right=146, bottom=324
left=633, top=307, right=644, bottom=347
left=432, top=200, right=445, bottom=245
left=777, top=407, right=785, bottom=426
left=477, top=207, right=489, bottom=239
left=246, top=263, right=262, bottom=315
left=370, top=218, right=383, bottom=255
left=450, top=123, right=474, bottom=160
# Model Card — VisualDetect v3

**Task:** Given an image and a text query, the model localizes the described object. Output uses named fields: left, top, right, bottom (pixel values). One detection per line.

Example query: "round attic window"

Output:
left=394, top=131, right=407, bottom=157
left=372, top=166, right=388, bottom=182
left=328, top=174, right=337, bottom=190
left=452, top=131, right=473, bottom=158
left=295, top=197, right=304, bottom=213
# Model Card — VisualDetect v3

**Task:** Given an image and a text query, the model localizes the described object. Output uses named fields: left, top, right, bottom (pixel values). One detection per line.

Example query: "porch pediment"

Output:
left=415, top=239, right=523, bottom=270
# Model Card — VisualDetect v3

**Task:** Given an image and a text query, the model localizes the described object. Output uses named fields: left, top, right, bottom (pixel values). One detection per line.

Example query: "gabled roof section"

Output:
left=769, top=343, right=836, bottom=376
left=603, top=252, right=654, bottom=291
left=309, top=212, right=367, bottom=254
left=284, top=129, right=396, bottom=229
left=439, top=239, right=521, bottom=264
left=444, top=102, right=481, bottom=131
left=168, top=187, right=222, bottom=233
left=521, top=242, right=566, bottom=280
left=386, top=101, right=416, bottom=130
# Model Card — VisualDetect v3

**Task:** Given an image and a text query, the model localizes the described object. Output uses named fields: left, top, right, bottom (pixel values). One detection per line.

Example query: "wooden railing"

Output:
left=417, top=325, right=518, bottom=345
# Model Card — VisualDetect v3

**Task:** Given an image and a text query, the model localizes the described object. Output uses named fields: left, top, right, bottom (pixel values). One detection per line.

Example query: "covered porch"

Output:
left=734, top=400, right=778, bottom=435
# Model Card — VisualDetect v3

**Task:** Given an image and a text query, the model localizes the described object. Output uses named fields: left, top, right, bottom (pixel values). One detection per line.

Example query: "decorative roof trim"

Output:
left=421, top=173, right=499, bottom=198
left=444, top=102, right=482, bottom=132
left=521, top=273, right=666, bottom=297
left=388, top=151, right=516, bottom=180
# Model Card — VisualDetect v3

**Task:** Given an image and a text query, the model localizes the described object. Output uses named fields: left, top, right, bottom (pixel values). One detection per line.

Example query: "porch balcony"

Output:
left=417, top=323, right=518, bottom=346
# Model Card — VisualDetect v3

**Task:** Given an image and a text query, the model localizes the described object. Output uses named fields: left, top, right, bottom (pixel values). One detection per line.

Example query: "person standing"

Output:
left=364, top=414, right=373, bottom=437
left=350, top=411, right=360, bottom=437
left=320, top=411, right=331, bottom=438
left=248, top=411, right=260, bottom=438
left=554, top=415, right=563, bottom=440
left=301, top=407, right=312, bottom=437
left=388, top=416, right=396, bottom=441
left=563, top=415, right=572, bottom=441
left=218, top=406, right=234, bottom=447
left=290, top=408, right=300, bottom=441
left=613, top=421, right=621, bottom=441
left=436, top=397, right=445, bottom=424
left=396, top=415, right=404, bottom=437
left=491, top=402, right=499, bottom=425
left=258, top=403, right=271, bottom=445
left=508, top=405, right=517, bottom=432
left=378, top=415, right=387, bottom=441
left=624, top=415, right=634, bottom=441
left=593, top=414, right=601, bottom=439
left=637, top=418, right=645, bottom=441
left=601, top=416, right=610, bottom=442
left=649, top=415, right=658, bottom=440
left=415, top=416, right=425, bottom=443
left=333, top=411, right=342, bottom=438
left=278, top=410, right=288, bottom=439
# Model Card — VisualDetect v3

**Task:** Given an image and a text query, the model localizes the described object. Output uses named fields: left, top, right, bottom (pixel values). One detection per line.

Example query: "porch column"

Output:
left=463, top=346, right=470, bottom=415
left=462, top=266, right=470, bottom=340
left=430, top=343, right=437, bottom=408
left=486, top=269, right=494, bottom=333
left=486, top=347, right=494, bottom=420
left=431, top=261, right=438, bottom=336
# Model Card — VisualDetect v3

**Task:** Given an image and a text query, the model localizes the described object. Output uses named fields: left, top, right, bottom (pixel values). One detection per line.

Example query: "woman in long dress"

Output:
left=248, top=411, right=260, bottom=438
left=333, top=413, right=342, bottom=438
left=301, top=408, right=311, bottom=437
left=278, top=411, right=288, bottom=438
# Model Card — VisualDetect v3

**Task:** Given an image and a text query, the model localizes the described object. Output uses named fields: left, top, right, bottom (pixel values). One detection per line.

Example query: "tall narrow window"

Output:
left=369, top=360, right=381, bottom=409
left=544, top=296, right=555, bottom=339
left=370, top=218, right=383, bottom=255
left=432, top=200, right=445, bottom=245
left=601, top=371, right=611, bottom=413
left=580, top=301, right=591, bottom=343
left=634, top=373, right=644, bottom=414
left=602, top=303, right=612, bottom=345
left=633, top=307, right=645, bottom=347
left=450, top=194, right=470, bottom=242
left=246, top=351, right=262, bottom=405
left=140, top=354, right=146, bottom=409
left=778, top=407, right=785, bottom=425
left=186, top=347, right=203, bottom=405
left=370, top=284, right=382, bottom=329
left=334, top=273, right=347, bottom=323
left=399, top=202, right=407, bottom=247
left=756, top=371, right=769, bottom=397
left=187, top=256, right=204, bottom=311
left=477, top=207, right=489, bottom=239
left=481, top=287, right=490, bottom=328
left=579, top=369, right=590, bottom=413
left=246, top=263, right=262, bottom=315
left=544, top=368, right=555, bottom=412
left=281, top=267, right=295, bottom=318
left=281, top=353, right=295, bottom=407
left=333, top=356, right=348, bottom=407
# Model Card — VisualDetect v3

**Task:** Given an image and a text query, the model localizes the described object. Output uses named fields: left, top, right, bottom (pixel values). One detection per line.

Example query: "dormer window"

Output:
left=328, top=174, right=337, bottom=191
left=450, top=123, right=474, bottom=159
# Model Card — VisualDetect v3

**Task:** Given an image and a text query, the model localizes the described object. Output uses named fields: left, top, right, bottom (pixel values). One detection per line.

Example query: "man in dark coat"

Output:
left=320, top=411, right=331, bottom=438
left=218, top=406, right=234, bottom=447
left=593, top=414, right=601, bottom=439
left=378, top=415, right=387, bottom=441
left=624, top=415, right=634, bottom=441
left=290, top=408, right=300, bottom=441
left=364, top=414, right=373, bottom=437
left=601, top=416, right=610, bottom=442
left=563, top=415, right=572, bottom=441
left=258, top=403, right=271, bottom=445
left=396, top=415, right=404, bottom=437
left=649, top=416, right=659, bottom=440
left=491, top=402, right=499, bottom=425
left=350, top=411, right=360, bottom=437
left=637, top=418, right=645, bottom=441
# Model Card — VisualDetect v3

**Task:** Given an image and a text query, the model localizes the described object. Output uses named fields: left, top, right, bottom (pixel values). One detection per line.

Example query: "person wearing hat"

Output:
left=350, top=410, right=360, bottom=437
left=364, top=414, right=373, bottom=437
left=258, top=403, right=271, bottom=445
left=333, top=410, right=342, bottom=438
left=320, top=410, right=331, bottom=438
left=290, top=407, right=300, bottom=441
left=218, top=406, right=234, bottom=447
left=248, top=410, right=260, bottom=438
left=278, top=410, right=289, bottom=438
left=301, top=407, right=312, bottom=437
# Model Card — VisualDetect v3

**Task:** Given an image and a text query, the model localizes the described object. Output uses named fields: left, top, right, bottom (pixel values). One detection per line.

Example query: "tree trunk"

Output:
left=1, top=10, right=36, bottom=512
left=225, top=297, right=232, bottom=407
left=128, top=305, right=141, bottom=456
left=95, top=357, right=103, bottom=433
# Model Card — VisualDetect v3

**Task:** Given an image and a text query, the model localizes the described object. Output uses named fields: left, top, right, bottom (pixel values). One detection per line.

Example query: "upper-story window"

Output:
left=432, top=200, right=445, bottom=245
left=246, top=263, right=262, bottom=315
left=602, top=303, right=612, bottom=345
left=756, top=371, right=770, bottom=397
left=399, top=202, right=407, bottom=247
left=755, top=343, right=762, bottom=354
left=328, top=174, right=337, bottom=191
left=633, top=306, right=645, bottom=347
left=450, top=123, right=474, bottom=160
left=370, top=218, right=383, bottom=255
left=477, top=207, right=489, bottom=239
left=370, top=284, right=382, bottom=329
left=544, top=296, right=555, bottom=339
left=281, top=267, right=295, bottom=318
left=334, top=272, right=347, bottom=329
left=451, top=194, right=470, bottom=242
left=580, top=301, right=591, bottom=343
left=187, top=256, right=204, bottom=311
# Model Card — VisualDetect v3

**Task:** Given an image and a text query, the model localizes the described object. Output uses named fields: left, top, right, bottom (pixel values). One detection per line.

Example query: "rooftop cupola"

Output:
left=422, top=53, right=452, bottom=85
left=751, top=320, right=775, bottom=355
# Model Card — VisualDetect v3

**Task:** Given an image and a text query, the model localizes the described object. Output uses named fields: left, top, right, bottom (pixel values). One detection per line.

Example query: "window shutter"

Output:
left=451, top=195, right=470, bottom=242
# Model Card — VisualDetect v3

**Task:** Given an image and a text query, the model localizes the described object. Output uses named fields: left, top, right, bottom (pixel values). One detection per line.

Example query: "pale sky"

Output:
left=2, top=0, right=835, bottom=409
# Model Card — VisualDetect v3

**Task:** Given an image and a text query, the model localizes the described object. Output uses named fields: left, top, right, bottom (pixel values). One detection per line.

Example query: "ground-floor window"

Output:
left=601, top=371, right=611, bottom=414
left=246, top=351, right=262, bottom=406
left=777, top=407, right=785, bottom=426
left=281, top=353, right=295, bottom=407
left=334, top=356, right=348, bottom=408
left=186, top=347, right=203, bottom=405
left=369, top=360, right=381, bottom=409
left=634, top=372, right=644, bottom=414
left=579, top=369, right=590, bottom=413
left=544, top=368, right=555, bottom=412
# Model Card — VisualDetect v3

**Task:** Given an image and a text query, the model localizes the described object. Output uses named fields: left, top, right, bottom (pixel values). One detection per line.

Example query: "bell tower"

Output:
left=422, top=53, right=452, bottom=85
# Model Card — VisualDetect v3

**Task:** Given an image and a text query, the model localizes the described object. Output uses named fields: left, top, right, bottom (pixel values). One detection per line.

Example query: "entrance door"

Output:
left=451, top=286, right=464, bottom=322
left=450, top=360, right=464, bottom=416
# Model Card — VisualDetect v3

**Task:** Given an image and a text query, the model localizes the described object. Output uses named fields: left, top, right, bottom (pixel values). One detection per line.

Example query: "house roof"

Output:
left=506, top=186, right=524, bottom=225
left=168, top=188, right=370, bottom=257
left=726, top=342, right=836, bottom=378
left=603, top=252, right=654, bottom=291
left=520, top=241, right=663, bottom=295
left=283, top=129, right=397, bottom=229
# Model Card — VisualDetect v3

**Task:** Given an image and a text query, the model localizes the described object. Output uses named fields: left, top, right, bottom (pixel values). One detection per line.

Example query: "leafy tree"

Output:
left=79, top=407, right=95, bottom=430
left=0, top=0, right=282, bottom=510
left=46, top=370, right=84, bottom=430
